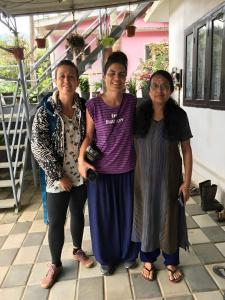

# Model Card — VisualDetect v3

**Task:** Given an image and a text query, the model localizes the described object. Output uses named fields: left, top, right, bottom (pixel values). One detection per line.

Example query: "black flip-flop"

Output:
left=141, top=265, right=156, bottom=281
left=213, top=265, right=225, bottom=279
left=167, top=266, right=183, bottom=283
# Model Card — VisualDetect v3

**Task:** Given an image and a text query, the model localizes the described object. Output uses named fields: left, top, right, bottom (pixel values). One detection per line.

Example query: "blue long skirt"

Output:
left=87, top=171, right=139, bottom=266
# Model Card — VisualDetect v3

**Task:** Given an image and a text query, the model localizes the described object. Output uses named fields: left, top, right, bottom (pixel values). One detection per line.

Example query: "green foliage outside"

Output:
left=29, top=48, right=52, bottom=103
left=100, top=37, right=115, bottom=48
left=0, top=36, right=52, bottom=102
left=0, top=36, right=28, bottom=94
left=134, top=42, right=169, bottom=89
left=79, top=76, right=90, bottom=93
left=126, top=78, right=137, bottom=96
left=93, top=81, right=103, bottom=93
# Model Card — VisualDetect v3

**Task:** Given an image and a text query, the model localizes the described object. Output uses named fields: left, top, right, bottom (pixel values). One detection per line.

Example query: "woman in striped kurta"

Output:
left=78, top=52, right=139, bottom=275
left=132, top=70, right=193, bottom=283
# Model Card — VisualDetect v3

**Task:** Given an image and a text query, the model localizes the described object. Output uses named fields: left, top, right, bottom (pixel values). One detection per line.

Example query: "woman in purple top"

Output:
left=78, top=51, right=139, bottom=275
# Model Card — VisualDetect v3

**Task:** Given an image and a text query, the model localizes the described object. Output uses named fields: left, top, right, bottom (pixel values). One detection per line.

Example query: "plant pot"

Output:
left=66, top=34, right=85, bottom=49
left=35, top=38, right=46, bottom=48
left=11, top=47, right=24, bottom=60
left=126, top=25, right=136, bottom=37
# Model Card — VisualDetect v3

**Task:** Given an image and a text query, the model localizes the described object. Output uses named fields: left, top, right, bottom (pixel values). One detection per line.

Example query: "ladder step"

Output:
left=0, top=145, right=25, bottom=150
left=0, top=162, right=23, bottom=168
left=0, top=129, right=27, bottom=135
left=0, top=198, right=16, bottom=209
left=1, top=113, right=24, bottom=120
left=0, top=179, right=20, bottom=187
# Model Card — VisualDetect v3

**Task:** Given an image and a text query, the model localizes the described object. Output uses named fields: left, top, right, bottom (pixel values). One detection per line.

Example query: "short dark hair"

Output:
left=103, top=51, right=128, bottom=75
left=55, top=59, right=79, bottom=79
left=149, top=70, right=174, bottom=93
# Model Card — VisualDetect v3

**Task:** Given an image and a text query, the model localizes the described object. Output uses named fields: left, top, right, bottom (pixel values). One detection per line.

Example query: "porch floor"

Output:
left=0, top=179, right=225, bottom=300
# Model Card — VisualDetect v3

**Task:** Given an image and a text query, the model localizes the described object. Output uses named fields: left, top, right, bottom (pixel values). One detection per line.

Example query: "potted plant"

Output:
left=4, top=36, right=25, bottom=60
left=92, top=81, right=103, bottom=97
left=66, top=33, right=85, bottom=63
left=126, top=25, right=136, bottom=37
left=11, top=47, right=24, bottom=60
left=100, top=36, right=115, bottom=63
left=66, top=33, right=85, bottom=50
left=79, top=76, right=90, bottom=100
left=100, top=36, right=115, bottom=48
left=127, top=78, right=137, bottom=96
left=35, top=37, right=46, bottom=49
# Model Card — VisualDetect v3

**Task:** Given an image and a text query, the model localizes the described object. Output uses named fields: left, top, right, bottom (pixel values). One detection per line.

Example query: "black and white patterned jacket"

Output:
left=31, top=91, right=86, bottom=187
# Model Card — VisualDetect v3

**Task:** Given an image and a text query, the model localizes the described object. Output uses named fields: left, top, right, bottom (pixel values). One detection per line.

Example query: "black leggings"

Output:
left=47, top=184, right=87, bottom=266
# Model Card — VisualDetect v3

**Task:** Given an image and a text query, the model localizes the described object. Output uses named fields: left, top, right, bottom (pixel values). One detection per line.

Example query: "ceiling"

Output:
left=0, top=0, right=152, bottom=16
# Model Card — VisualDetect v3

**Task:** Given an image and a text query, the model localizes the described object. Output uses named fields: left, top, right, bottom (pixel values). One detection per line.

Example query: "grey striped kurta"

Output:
left=132, top=119, right=190, bottom=254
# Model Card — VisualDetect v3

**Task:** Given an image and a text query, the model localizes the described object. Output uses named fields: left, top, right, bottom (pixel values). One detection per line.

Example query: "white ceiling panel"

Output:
left=0, top=0, right=152, bottom=16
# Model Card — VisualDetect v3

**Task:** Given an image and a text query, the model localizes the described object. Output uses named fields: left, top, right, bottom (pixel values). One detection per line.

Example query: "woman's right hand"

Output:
left=59, top=175, right=73, bottom=192
left=78, top=158, right=95, bottom=179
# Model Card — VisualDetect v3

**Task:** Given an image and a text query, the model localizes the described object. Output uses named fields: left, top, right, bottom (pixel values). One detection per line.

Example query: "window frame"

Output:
left=183, top=2, right=225, bottom=110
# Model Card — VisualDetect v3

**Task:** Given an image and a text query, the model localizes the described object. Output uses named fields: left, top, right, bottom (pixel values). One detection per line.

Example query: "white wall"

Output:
left=169, top=0, right=225, bottom=203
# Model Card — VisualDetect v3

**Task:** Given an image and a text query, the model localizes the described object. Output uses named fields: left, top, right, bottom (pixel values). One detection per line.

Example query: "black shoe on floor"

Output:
left=100, top=265, right=113, bottom=276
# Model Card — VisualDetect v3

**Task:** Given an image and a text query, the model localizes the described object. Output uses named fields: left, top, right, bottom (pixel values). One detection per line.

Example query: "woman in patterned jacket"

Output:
left=31, top=60, right=93, bottom=289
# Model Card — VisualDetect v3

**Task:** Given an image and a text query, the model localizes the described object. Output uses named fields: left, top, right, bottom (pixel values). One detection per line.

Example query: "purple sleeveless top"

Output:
left=86, top=93, right=136, bottom=174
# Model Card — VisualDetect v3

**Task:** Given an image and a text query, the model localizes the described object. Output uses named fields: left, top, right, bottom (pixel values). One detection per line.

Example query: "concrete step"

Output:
left=0, top=145, right=25, bottom=151
left=1, top=113, right=24, bottom=120
left=0, top=129, right=27, bottom=135
left=0, top=179, right=20, bottom=188
left=0, top=198, right=15, bottom=209
left=0, top=162, right=23, bottom=168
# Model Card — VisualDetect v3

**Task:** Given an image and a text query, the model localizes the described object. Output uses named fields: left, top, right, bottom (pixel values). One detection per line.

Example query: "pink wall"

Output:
left=121, top=31, right=168, bottom=79
left=48, top=17, right=168, bottom=86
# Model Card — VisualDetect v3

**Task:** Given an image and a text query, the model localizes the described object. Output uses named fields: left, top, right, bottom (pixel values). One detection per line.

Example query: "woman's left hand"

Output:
left=178, top=183, right=190, bottom=204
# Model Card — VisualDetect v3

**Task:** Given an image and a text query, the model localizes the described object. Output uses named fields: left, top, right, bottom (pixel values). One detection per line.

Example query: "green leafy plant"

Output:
left=93, top=81, right=103, bottom=93
left=28, top=48, right=52, bottom=102
left=135, top=42, right=169, bottom=88
left=79, top=76, right=90, bottom=93
left=0, top=82, right=17, bottom=94
left=100, top=37, right=115, bottom=48
left=127, top=78, right=137, bottom=96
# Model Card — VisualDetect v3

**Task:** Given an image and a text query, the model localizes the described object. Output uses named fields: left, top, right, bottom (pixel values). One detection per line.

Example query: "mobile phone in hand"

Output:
left=178, top=193, right=184, bottom=207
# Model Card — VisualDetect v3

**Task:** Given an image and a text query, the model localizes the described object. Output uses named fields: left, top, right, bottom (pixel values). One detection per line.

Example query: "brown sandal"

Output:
left=167, top=266, right=183, bottom=283
left=141, top=265, right=156, bottom=281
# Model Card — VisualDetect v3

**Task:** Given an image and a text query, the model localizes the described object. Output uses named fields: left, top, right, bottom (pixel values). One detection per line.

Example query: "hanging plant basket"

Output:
left=126, top=25, right=136, bottom=37
left=10, top=47, right=24, bottom=60
left=101, top=37, right=115, bottom=48
left=66, top=33, right=85, bottom=50
left=35, top=38, right=46, bottom=49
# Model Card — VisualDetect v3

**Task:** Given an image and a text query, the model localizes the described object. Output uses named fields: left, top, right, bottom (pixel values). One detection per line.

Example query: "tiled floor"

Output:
left=0, top=182, right=225, bottom=300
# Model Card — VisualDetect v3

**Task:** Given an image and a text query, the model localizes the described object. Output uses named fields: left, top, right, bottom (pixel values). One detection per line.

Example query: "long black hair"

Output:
left=134, top=70, right=186, bottom=141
